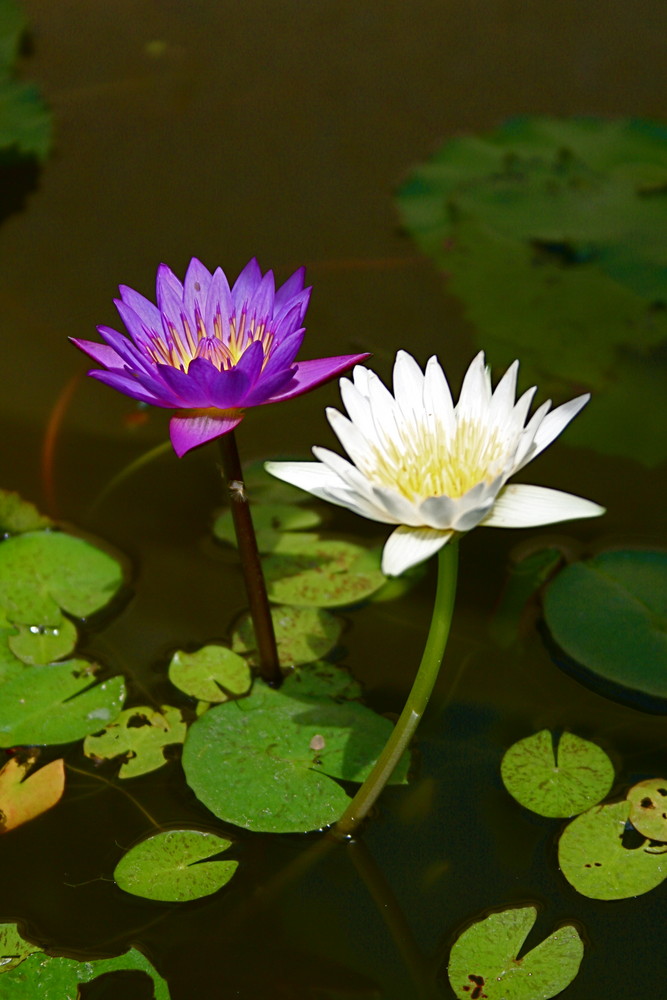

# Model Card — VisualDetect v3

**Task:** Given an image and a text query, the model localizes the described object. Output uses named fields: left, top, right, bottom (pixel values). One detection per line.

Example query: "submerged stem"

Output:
left=218, top=432, right=282, bottom=687
left=333, top=540, right=458, bottom=838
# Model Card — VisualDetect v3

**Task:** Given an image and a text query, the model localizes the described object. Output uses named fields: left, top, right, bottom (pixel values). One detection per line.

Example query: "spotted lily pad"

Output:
left=0, top=660, right=125, bottom=746
left=232, top=604, right=342, bottom=667
left=213, top=503, right=322, bottom=552
left=543, top=549, right=667, bottom=710
left=83, top=705, right=186, bottom=778
left=168, top=645, right=251, bottom=702
left=501, top=730, right=615, bottom=818
left=447, top=905, right=584, bottom=999
left=0, top=754, right=64, bottom=833
left=182, top=664, right=408, bottom=833
left=114, top=828, right=238, bottom=901
left=263, top=539, right=385, bottom=608
left=558, top=800, right=667, bottom=899
left=626, top=778, right=667, bottom=842
left=0, top=922, right=40, bottom=973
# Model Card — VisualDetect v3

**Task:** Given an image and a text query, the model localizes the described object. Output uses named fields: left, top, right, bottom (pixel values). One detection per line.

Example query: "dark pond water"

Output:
left=2, top=2, right=666, bottom=998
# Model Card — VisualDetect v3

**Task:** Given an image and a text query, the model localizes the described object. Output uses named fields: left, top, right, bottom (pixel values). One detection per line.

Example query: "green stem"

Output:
left=218, top=432, right=282, bottom=688
left=333, top=540, right=458, bottom=838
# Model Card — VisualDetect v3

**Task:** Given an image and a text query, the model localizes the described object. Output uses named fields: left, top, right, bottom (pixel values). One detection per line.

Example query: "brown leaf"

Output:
left=0, top=754, right=65, bottom=833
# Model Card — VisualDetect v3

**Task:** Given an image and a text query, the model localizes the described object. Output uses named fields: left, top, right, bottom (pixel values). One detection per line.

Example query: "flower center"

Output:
left=147, top=305, right=275, bottom=372
left=365, top=417, right=509, bottom=501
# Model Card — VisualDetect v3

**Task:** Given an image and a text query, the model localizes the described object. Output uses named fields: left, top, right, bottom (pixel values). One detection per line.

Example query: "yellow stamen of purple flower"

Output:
left=146, top=306, right=275, bottom=373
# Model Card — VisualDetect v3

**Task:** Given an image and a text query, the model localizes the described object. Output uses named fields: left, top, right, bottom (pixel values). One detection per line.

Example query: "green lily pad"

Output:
left=0, top=631, right=27, bottom=685
left=232, top=604, right=343, bottom=667
left=168, top=645, right=251, bottom=702
left=501, top=730, right=615, bottom=818
left=627, top=778, right=667, bottom=842
left=543, top=549, right=667, bottom=710
left=0, top=660, right=125, bottom=746
left=263, top=539, right=386, bottom=608
left=213, top=504, right=322, bottom=552
left=447, top=905, right=584, bottom=999
left=0, top=925, right=169, bottom=998
left=0, top=530, right=124, bottom=629
left=489, top=546, right=564, bottom=647
left=114, top=828, right=238, bottom=902
left=0, top=491, right=52, bottom=535
left=83, top=705, right=186, bottom=778
left=558, top=800, right=667, bottom=899
left=0, top=1, right=52, bottom=163
left=7, top=619, right=78, bottom=666
left=182, top=665, right=408, bottom=833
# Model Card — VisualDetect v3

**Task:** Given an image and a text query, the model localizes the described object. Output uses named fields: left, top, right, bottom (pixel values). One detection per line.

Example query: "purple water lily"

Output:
left=72, top=257, right=369, bottom=456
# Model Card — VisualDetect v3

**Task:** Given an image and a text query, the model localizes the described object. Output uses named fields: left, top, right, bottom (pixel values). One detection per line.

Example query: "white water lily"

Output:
left=266, top=352, right=605, bottom=576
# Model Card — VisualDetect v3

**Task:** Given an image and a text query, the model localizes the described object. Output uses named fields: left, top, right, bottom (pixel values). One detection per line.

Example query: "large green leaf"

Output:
left=168, top=645, right=251, bottom=702
left=447, top=905, right=584, bottom=999
left=501, top=730, right=615, bottom=818
left=182, top=664, right=408, bottom=833
left=83, top=705, right=186, bottom=778
left=558, top=800, right=667, bottom=900
left=114, top=828, right=238, bottom=901
left=0, top=660, right=125, bottom=746
left=543, top=549, right=667, bottom=708
left=263, top=538, right=386, bottom=608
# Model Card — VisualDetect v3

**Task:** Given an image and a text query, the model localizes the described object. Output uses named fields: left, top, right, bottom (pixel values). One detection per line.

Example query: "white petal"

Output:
left=312, top=445, right=376, bottom=498
left=456, top=351, right=491, bottom=424
left=527, top=394, right=590, bottom=462
left=392, top=350, right=425, bottom=424
left=423, top=355, right=456, bottom=439
left=326, top=407, right=376, bottom=469
left=367, top=369, right=402, bottom=444
left=382, top=525, right=453, bottom=576
left=372, top=486, right=424, bottom=526
left=351, top=363, right=373, bottom=397
left=488, top=359, right=519, bottom=423
left=264, top=460, right=344, bottom=493
left=481, top=483, right=606, bottom=528
left=316, top=486, right=396, bottom=523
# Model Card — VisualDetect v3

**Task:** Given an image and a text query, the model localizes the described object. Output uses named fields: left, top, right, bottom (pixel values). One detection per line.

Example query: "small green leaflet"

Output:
left=501, top=730, right=615, bottom=818
left=114, top=828, right=238, bottom=901
left=0, top=490, right=52, bottom=535
left=558, top=800, right=667, bottom=900
left=447, top=906, right=584, bottom=1000
left=0, top=660, right=125, bottom=746
left=182, top=664, right=408, bottom=833
left=83, top=705, right=186, bottom=778
left=232, top=604, right=342, bottom=667
left=7, top=619, right=78, bottom=666
left=168, top=645, right=251, bottom=702
left=626, top=778, right=667, bottom=842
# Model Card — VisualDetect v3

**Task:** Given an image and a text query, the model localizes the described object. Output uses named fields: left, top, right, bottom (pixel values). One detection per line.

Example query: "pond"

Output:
left=1, top=2, right=666, bottom=998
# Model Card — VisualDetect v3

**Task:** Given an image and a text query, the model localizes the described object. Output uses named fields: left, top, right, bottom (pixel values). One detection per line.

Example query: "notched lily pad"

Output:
left=168, top=645, right=251, bottom=703
left=447, top=905, right=584, bottom=999
left=501, top=729, right=615, bottom=818
left=182, top=665, right=408, bottom=833
left=0, top=754, right=65, bottom=833
left=83, top=705, right=186, bottom=778
left=7, top=619, right=78, bottom=665
left=114, top=828, right=238, bottom=902
left=232, top=604, right=343, bottom=667
left=627, top=778, right=667, bottom=842
left=558, top=799, right=667, bottom=899
left=0, top=660, right=126, bottom=746
left=0, top=922, right=41, bottom=973
left=263, top=539, right=386, bottom=608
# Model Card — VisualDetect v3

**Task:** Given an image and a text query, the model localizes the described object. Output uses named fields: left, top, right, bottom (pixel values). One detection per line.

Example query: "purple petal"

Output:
left=234, top=339, right=265, bottom=383
left=231, top=258, right=263, bottom=307
left=114, top=300, right=161, bottom=354
left=248, top=269, right=275, bottom=322
left=96, top=326, right=155, bottom=373
left=183, top=258, right=213, bottom=308
left=265, top=354, right=371, bottom=403
left=169, top=410, right=244, bottom=457
left=244, top=368, right=296, bottom=406
left=70, top=337, right=125, bottom=369
left=273, top=291, right=311, bottom=334
left=118, top=285, right=162, bottom=335
left=274, top=266, right=307, bottom=309
left=156, top=265, right=187, bottom=340
left=207, top=366, right=252, bottom=408
left=261, top=329, right=305, bottom=376
left=155, top=364, right=212, bottom=407
left=89, top=369, right=171, bottom=406
left=156, top=263, right=184, bottom=304
left=204, top=268, right=233, bottom=340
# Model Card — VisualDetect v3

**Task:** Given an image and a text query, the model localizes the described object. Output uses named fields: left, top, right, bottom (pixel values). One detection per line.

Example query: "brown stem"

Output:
left=218, top=432, right=282, bottom=687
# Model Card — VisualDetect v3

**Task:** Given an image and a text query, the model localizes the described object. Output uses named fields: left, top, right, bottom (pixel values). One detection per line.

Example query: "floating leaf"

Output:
left=168, top=645, right=251, bottom=702
left=114, top=828, right=238, bottom=901
left=501, top=730, right=615, bottom=818
left=7, top=619, right=78, bottom=665
left=213, top=503, right=321, bottom=552
left=0, top=530, right=124, bottom=629
left=0, top=632, right=24, bottom=685
left=543, top=549, right=667, bottom=710
left=264, top=539, right=386, bottom=608
left=489, top=545, right=564, bottom=647
left=183, top=665, right=408, bottom=833
left=83, top=705, right=186, bottom=778
left=0, top=926, right=169, bottom=999
left=627, top=778, right=667, bottom=842
left=0, top=660, right=125, bottom=746
left=0, top=490, right=52, bottom=535
left=0, top=1, right=52, bottom=162
left=0, top=754, right=64, bottom=833
left=558, top=800, right=667, bottom=899
left=232, top=604, right=342, bottom=667
left=447, top=905, right=584, bottom=999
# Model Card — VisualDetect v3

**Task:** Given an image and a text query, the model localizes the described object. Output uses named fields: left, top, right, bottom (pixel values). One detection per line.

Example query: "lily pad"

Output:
left=7, top=619, right=78, bottom=665
left=501, top=730, right=615, bottom=818
left=232, top=604, right=343, bottom=667
left=168, top=645, right=251, bottom=702
left=114, top=828, right=238, bottom=902
left=263, top=539, right=386, bottom=608
left=213, top=503, right=321, bottom=552
left=0, top=490, right=52, bottom=535
left=627, top=778, right=667, bottom=842
left=0, top=926, right=169, bottom=998
left=558, top=800, right=667, bottom=899
left=447, top=905, right=584, bottom=999
left=83, top=705, right=186, bottom=778
left=489, top=546, right=564, bottom=647
left=0, top=754, right=64, bottom=833
left=182, top=665, right=408, bottom=833
left=0, top=660, right=125, bottom=746
left=543, top=549, right=667, bottom=710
